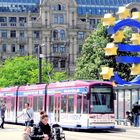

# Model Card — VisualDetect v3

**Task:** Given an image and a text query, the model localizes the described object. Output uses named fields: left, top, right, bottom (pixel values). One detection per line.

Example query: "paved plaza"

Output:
left=0, top=124, right=140, bottom=140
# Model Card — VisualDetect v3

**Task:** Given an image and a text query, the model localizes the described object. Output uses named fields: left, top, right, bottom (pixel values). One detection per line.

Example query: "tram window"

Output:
left=4, top=98, right=6, bottom=103
left=0, top=98, right=6, bottom=105
left=24, top=97, right=27, bottom=105
left=61, top=95, right=67, bottom=113
left=33, top=96, right=37, bottom=111
left=38, top=96, right=43, bottom=111
left=49, top=96, right=54, bottom=112
left=11, top=97, right=15, bottom=111
left=0, top=98, right=6, bottom=108
left=24, top=96, right=33, bottom=107
left=77, top=94, right=82, bottom=113
left=83, top=95, right=88, bottom=114
left=19, top=97, right=23, bottom=111
left=0, top=98, right=2, bottom=106
left=68, top=95, right=74, bottom=113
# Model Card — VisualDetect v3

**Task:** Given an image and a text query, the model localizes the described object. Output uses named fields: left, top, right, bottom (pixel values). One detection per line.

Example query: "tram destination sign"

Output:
left=91, top=87, right=111, bottom=93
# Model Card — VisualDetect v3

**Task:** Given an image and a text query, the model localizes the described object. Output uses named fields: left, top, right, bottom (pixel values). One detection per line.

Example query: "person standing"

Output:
left=132, top=101, right=139, bottom=127
left=0, top=103, right=6, bottom=129
left=31, top=114, right=51, bottom=140
left=17, top=103, right=34, bottom=127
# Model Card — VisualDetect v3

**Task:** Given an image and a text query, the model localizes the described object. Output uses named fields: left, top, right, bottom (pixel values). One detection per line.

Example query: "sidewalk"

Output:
left=116, top=124, right=140, bottom=130
left=0, top=124, right=140, bottom=140
left=0, top=124, right=24, bottom=140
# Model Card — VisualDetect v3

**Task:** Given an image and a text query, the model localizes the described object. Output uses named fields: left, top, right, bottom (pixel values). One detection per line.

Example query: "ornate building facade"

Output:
left=0, top=0, right=140, bottom=75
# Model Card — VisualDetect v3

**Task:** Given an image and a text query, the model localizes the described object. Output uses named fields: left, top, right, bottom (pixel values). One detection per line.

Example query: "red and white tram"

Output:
left=0, top=80, right=115, bottom=129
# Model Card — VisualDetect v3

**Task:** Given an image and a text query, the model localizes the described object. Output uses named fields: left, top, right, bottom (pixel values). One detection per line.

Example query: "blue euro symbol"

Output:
left=107, top=19, right=140, bottom=85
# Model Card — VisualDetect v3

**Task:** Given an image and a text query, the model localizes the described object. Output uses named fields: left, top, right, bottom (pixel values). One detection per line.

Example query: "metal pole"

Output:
left=38, top=45, right=42, bottom=83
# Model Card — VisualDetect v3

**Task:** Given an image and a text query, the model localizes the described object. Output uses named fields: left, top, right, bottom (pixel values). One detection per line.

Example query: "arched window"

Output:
left=60, top=29, right=65, bottom=40
left=53, top=30, right=58, bottom=40
left=58, top=4, right=62, bottom=10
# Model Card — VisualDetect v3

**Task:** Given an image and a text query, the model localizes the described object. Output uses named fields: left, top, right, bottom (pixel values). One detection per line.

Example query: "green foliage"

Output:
left=51, top=72, right=68, bottom=82
left=0, top=56, right=67, bottom=87
left=75, top=23, right=137, bottom=82
left=75, top=23, right=109, bottom=80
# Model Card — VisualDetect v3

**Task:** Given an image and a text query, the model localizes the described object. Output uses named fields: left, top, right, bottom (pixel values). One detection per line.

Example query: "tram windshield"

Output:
left=90, top=86, right=114, bottom=113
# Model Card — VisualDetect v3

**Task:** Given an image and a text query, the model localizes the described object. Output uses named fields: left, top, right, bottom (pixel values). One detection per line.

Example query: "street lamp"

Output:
left=38, top=44, right=45, bottom=84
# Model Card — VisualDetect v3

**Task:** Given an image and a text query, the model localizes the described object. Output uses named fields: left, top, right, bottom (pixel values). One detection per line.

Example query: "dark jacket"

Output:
left=0, top=104, right=6, bottom=118
left=132, top=104, right=140, bottom=115
left=31, top=122, right=51, bottom=140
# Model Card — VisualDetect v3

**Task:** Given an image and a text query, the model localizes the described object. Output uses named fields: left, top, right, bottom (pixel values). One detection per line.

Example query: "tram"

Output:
left=0, top=80, right=116, bottom=129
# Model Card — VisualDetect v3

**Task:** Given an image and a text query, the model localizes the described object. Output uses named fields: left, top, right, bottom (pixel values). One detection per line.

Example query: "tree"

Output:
left=74, top=23, right=109, bottom=80
left=0, top=56, right=67, bottom=87
left=74, top=23, right=137, bottom=81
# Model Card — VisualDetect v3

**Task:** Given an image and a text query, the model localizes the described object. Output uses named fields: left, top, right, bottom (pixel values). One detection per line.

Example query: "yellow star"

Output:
left=131, top=11, right=140, bottom=21
left=104, top=43, right=118, bottom=56
left=100, top=66, right=114, bottom=80
left=130, top=33, right=140, bottom=45
left=102, top=13, right=115, bottom=26
left=111, top=31, right=124, bottom=43
left=130, top=64, right=140, bottom=75
left=116, top=6, right=130, bottom=20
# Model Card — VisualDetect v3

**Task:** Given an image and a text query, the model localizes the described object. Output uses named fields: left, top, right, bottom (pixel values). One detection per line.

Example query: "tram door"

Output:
left=27, top=96, right=33, bottom=107
left=5, top=96, right=13, bottom=121
left=6, top=97, right=11, bottom=117
left=54, top=94, right=61, bottom=122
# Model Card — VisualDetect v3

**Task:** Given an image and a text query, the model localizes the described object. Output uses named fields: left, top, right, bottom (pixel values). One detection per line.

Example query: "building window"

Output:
left=19, top=17, right=26, bottom=23
left=9, top=17, right=17, bottom=22
left=53, top=60, right=59, bottom=68
left=53, top=4, right=65, bottom=11
left=19, top=30, right=24, bottom=38
left=60, top=15, right=64, bottom=24
left=1, top=30, right=7, bottom=38
left=33, top=31, right=40, bottom=38
left=31, top=17, right=37, bottom=21
left=53, top=30, right=58, bottom=40
left=10, top=30, right=16, bottom=38
left=11, top=44, right=16, bottom=52
left=19, top=44, right=25, bottom=54
left=52, top=44, right=58, bottom=53
left=60, top=60, right=66, bottom=68
left=2, top=44, right=6, bottom=52
left=58, top=4, right=62, bottom=10
left=45, top=37, right=47, bottom=42
left=72, top=12, right=74, bottom=27
left=59, top=44, right=65, bottom=53
left=78, top=32, right=84, bottom=39
left=89, top=19, right=96, bottom=28
left=34, top=44, right=39, bottom=53
left=54, top=15, right=58, bottom=24
left=54, top=15, right=64, bottom=24
left=60, top=30, right=65, bottom=40
left=19, top=17, right=26, bottom=26
left=0, top=17, right=7, bottom=22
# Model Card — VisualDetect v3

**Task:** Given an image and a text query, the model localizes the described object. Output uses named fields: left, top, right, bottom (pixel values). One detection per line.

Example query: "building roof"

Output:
left=0, top=0, right=39, bottom=13
left=0, top=0, right=139, bottom=15
left=76, top=0, right=140, bottom=16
